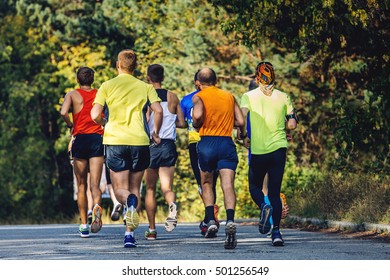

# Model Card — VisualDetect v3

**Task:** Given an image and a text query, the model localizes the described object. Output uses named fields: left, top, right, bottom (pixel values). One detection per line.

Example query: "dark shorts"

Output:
left=197, top=136, right=238, bottom=172
left=105, top=145, right=150, bottom=172
left=149, top=139, right=178, bottom=169
left=71, top=134, right=104, bottom=160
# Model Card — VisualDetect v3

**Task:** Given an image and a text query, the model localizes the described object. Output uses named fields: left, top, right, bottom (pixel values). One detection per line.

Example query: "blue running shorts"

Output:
left=197, top=136, right=238, bottom=172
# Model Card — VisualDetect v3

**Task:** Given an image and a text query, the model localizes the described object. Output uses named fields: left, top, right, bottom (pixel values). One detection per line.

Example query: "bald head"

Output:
left=197, top=68, right=217, bottom=86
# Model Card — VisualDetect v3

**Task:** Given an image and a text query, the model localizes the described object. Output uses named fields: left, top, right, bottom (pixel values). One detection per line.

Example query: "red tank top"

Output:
left=72, top=89, right=104, bottom=136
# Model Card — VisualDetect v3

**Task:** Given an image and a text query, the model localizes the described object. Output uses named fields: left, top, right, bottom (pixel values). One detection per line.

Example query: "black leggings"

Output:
left=248, top=148, right=287, bottom=227
left=189, top=143, right=217, bottom=203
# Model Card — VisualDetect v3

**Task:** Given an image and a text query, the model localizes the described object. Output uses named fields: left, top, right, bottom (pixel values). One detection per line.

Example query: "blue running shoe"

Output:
left=259, top=203, right=273, bottom=234
left=78, top=224, right=90, bottom=238
left=126, top=194, right=139, bottom=230
left=271, top=228, right=284, bottom=246
left=124, top=234, right=137, bottom=248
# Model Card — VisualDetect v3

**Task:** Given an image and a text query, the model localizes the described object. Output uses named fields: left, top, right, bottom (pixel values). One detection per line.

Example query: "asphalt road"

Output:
left=0, top=222, right=389, bottom=260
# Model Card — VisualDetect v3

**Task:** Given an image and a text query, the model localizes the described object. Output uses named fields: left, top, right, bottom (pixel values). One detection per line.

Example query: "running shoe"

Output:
left=125, top=194, right=139, bottom=230
left=271, top=228, right=284, bottom=246
left=259, top=203, right=273, bottom=234
left=78, top=224, right=90, bottom=238
left=199, top=221, right=208, bottom=236
left=144, top=229, right=157, bottom=240
left=224, top=221, right=237, bottom=249
left=165, top=202, right=178, bottom=232
left=214, top=204, right=220, bottom=228
left=91, top=204, right=103, bottom=233
left=111, top=204, right=123, bottom=221
left=87, top=210, right=92, bottom=225
left=205, top=220, right=218, bottom=238
left=280, top=193, right=289, bottom=219
left=124, top=234, right=137, bottom=248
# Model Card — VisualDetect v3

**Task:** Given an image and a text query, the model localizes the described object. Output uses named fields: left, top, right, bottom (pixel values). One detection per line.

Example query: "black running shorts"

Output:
left=105, top=145, right=150, bottom=172
left=71, top=134, right=104, bottom=160
left=149, top=139, right=178, bottom=169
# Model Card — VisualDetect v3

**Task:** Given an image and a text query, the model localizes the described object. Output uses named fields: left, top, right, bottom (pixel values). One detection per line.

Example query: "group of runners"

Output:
left=61, top=49, right=298, bottom=249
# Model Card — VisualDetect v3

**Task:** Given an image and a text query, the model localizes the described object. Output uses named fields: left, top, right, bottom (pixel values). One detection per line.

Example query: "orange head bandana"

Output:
left=256, top=62, right=275, bottom=86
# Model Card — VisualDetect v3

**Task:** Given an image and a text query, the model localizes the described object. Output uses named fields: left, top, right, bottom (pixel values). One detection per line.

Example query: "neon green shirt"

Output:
left=94, top=73, right=161, bottom=145
left=241, top=88, right=294, bottom=155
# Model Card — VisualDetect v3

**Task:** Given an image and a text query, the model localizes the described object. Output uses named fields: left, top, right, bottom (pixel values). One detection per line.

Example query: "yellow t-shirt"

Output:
left=241, top=88, right=294, bottom=154
left=195, top=86, right=235, bottom=137
left=94, top=73, right=161, bottom=145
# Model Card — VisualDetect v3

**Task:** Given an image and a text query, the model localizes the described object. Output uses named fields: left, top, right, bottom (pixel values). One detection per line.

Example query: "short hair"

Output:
left=197, top=68, right=217, bottom=85
left=118, top=49, right=137, bottom=73
left=77, top=67, right=94, bottom=86
left=147, top=64, right=164, bottom=83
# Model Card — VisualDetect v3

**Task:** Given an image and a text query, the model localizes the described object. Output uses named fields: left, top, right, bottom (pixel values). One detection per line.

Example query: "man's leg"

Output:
left=250, top=154, right=274, bottom=235
left=89, top=156, right=104, bottom=233
left=111, top=169, right=131, bottom=207
left=201, top=171, right=216, bottom=221
left=89, top=156, right=104, bottom=206
left=267, top=149, right=286, bottom=228
left=144, top=168, right=158, bottom=237
left=267, top=149, right=286, bottom=246
left=159, top=166, right=175, bottom=204
left=201, top=170, right=219, bottom=238
left=219, top=168, right=238, bottom=250
left=73, top=158, right=89, bottom=237
left=159, top=166, right=177, bottom=232
left=86, top=173, right=93, bottom=224
left=219, top=169, right=236, bottom=217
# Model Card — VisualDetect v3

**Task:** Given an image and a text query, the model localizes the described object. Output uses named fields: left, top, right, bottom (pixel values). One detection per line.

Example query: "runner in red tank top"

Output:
left=72, top=88, right=103, bottom=136
left=60, top=67, right=105, bottom=238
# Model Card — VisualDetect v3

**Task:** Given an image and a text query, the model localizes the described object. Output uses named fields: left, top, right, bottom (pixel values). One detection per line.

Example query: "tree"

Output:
left=211, top=0, right=389, bottom=172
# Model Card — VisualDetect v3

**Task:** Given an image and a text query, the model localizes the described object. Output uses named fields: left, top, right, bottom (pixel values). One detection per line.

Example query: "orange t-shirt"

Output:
left=72, top=89, right=104, bottom=136
left=195, top=86, right=235, bottom=137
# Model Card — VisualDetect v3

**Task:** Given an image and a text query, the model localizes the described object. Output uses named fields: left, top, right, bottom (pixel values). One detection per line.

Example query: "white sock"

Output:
left=149, top=228, right=155, bottom=232
left=125, top=231, right=134, bottom=237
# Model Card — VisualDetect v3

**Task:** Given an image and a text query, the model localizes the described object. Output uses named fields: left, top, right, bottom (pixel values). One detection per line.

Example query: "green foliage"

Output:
left=211, top=0, right=389, bottom=173
left=291, top=170, right=390, bottom=224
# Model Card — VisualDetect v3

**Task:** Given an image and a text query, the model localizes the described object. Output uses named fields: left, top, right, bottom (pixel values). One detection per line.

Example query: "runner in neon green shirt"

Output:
left=239, top=62, right=297, bottom=247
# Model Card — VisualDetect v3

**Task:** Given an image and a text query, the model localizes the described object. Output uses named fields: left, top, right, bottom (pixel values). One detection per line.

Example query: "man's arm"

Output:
left=91, top=103, right=105, bottom=126
left=60, top=91, right=74, bottom=130
left=174, top=95, right=187, bottom=128
left=191, top=95, right=204, bottom=130
left=150, top=101, right=163, bottom=144
left=239, top=107, right=250, bottom=149
left=234, top=98, right=245, bottom=129
left=286, top=109, right=297, bottom=130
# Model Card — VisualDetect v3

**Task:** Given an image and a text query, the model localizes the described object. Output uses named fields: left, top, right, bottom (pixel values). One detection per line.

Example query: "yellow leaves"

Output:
left=55, top=42, right=111, bottom=88
left=351, top=9, right=369, bottom=27
left=340, top=35, right=347, bottom=48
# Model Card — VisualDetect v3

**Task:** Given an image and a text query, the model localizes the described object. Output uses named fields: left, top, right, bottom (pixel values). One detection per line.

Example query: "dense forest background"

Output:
left=0, top=0, right=388, bottom=225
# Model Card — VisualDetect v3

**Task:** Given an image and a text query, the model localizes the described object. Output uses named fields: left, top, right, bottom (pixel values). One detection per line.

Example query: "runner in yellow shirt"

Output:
left=91, top=49, right=163, bottom=248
